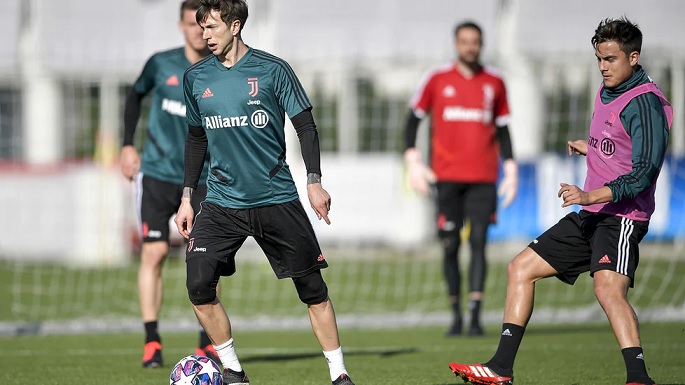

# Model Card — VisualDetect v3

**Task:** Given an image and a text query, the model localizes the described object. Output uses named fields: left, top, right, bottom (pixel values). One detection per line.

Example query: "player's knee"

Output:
left=186, top=276, right=218, bottom=305
left=593, top=271, right=628, bottom=305
left=442, top=234, right=461, bottom=256
left=293, top=270, right=329, bottom=305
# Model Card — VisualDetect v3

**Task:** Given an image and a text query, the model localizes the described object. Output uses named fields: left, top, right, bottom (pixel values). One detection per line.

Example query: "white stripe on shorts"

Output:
left=617, top=217, right=634, bottom=276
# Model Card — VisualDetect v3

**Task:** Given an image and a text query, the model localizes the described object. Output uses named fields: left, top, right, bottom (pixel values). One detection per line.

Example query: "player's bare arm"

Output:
left=307, top=173, right=331, bottom=225
left=120, top=145, right=141, bottom=180
left=174, top=187, right=195, bottom=239
left=567, top=140, right=588, bottom=156
left=558, top=183, right=612, bottom=207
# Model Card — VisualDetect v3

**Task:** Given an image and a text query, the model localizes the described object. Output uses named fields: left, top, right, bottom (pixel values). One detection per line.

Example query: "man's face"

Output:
left=179, top=9, right=206, bottom=52
left=200, top=9, right=234, bottom=57
left=455, top=27, right=481, bottom=65
left=595, top=41, right=639, bottom=88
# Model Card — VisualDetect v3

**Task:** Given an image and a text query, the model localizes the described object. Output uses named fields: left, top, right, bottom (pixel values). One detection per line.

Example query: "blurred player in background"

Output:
left=404, top=21, right=517, bottom=337
left=120, top=0, right=215, bottom=368
left=449, top=17, right=671, bottom=385
left=174, top=0, right=354, bottom=384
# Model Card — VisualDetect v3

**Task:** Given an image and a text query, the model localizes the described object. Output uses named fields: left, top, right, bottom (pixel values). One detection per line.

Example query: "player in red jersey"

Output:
left=404, top=21, right=517, bottom=336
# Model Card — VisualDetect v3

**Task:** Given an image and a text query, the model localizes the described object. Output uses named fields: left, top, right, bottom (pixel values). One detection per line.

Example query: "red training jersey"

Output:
left=410, top=63, right=510, bottom=183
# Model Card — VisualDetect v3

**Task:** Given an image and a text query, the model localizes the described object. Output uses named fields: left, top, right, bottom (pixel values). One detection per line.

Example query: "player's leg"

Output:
left=186, top=202, right=249, bottom=384
left=136, top=174, right=176, bottom=368
left=139, top=241, right=168, bottom=366
left=450, top=212, right=591, bottom=384
left=463, top=183, right=497, bottom=336
left=436, top=182, right=467, bottom=336
left=590, top=217, right=653, bottom=385
left=255, top=200, right=354, bottom=385
left=449, top=248, right=557, bottom=384
left=293, top=272, right=353, bottom=384
left=186, top=184, right=219, bottom=364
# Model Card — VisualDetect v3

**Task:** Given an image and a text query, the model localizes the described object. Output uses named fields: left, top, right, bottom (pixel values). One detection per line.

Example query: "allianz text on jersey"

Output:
left=442, top=106, right=493, bottom=125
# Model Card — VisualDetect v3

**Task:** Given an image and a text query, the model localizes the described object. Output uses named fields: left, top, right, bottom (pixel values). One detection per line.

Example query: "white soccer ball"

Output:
left=169, top=355, right=223, bottom=385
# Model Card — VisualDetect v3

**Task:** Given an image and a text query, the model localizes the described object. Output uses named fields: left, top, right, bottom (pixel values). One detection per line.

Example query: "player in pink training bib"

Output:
left=449, top=17, right=671, bottom=385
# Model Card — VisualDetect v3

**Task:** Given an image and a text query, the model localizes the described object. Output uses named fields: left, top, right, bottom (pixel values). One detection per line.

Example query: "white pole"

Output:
left=494, top=0, right=544, bottom=159
left=338, top=70, right=359, bottom=154
left=20, top=0, right=62, bottom=164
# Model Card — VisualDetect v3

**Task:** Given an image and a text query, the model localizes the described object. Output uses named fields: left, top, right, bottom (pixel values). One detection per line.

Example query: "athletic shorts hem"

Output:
left=528, top=242, right=578, bottom=286
left=275, top=263, right=329, bottom=280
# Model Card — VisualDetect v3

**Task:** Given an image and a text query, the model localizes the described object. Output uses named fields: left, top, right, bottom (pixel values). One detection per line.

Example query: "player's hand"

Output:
left=404, top=148, right=436, bottom=195
left=307, top=183, right=331, bottom=225
left=567, top=140, right=588, bottom=156
left=120, top=145, right=141, bottom=180
left=498, top=159, right=518, bottom=208
left=558, top=183, right=590, bottom=207
left=174, top=198, right=195, bottom=239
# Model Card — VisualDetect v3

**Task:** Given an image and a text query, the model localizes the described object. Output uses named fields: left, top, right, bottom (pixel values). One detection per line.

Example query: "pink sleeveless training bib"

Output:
left=583, top=82, right=673, bottom=221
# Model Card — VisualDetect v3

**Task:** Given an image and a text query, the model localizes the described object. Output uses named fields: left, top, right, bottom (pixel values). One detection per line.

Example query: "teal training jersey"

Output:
left=184, top=47, right=311, bottom=208
left=133, top=47, right=209, bottom=184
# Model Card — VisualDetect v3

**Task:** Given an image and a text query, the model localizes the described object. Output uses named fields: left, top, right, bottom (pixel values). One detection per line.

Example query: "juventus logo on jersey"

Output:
left=248, top=77, right=259, bottom=97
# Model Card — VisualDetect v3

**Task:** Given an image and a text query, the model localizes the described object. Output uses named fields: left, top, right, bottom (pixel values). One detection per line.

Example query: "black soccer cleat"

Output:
left=468, top=323, right=485, bottom=336
left=446, top=319, right=463, bottom=336
left=142, top=341, right=163, bottom=368
left=196, top=344, right=220, bottom=367
left=222, top=368, right=249, bottom=385
left=332, top=373, right=355, bottom=385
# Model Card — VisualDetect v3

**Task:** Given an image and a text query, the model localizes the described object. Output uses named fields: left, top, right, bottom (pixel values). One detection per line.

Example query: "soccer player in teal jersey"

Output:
left=174, top=1, right=354, bottom=384
left=119, top=0, right=217, bottom=369
left=449, top=17, right=671, bottom=385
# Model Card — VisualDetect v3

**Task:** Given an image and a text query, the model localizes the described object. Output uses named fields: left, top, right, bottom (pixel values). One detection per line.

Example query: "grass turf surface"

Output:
left=2, top=322, right=683, bottom=385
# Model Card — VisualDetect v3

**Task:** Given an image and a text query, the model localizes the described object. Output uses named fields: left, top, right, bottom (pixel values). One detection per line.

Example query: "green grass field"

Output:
left=2, top=322, right=684, bottom=385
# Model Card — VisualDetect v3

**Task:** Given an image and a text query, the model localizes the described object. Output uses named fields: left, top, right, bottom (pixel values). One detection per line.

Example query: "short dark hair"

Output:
left=196, top=0, right=248, bottom=32
left=180, top=0, right=201, bottom=20
left=591, top=17, right=642, bottom=55
left=454, top=21, right=483, bottom=44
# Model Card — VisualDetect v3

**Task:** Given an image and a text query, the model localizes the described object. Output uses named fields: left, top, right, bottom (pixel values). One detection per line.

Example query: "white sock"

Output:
left=213, top=338, right=242, bottom=372
left=323, top=346, right=348, bottom=381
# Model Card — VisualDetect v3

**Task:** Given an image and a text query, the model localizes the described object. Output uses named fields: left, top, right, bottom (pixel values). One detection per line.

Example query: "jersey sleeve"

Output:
left=606, top=92, right=669, bottom=201
left=494, top=78, right=511, bottom=127
left=409, top=71, right=434, bottom=118
left=273, top=61, right=312, bottom=118
left=183, top=68, right=202, bottom=127
left=132, top=55, right=158, bottom=95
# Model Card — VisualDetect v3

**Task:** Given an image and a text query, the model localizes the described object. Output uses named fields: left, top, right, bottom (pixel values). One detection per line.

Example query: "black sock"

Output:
left=199, top=330, right=212, bottom=348
left=469, top=299, right=481, bottom=326
left=485, top=323, right=525, bottom=376
left=451, top=298, right=462, bottom=324
left=622, top=347, right=652, bottom=383
left=144, top=321, right=160, bottom=344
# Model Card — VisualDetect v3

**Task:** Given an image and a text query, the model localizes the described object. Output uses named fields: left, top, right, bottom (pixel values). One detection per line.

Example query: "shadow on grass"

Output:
left=522, top=323, right=612, bottom=336
left=242, top=346, right=418, bottom=363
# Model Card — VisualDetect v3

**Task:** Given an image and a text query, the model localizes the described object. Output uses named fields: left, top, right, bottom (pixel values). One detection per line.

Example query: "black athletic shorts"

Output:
left=435, top=182, right=497, bottom=237
left=529, top=210, right=649, bottom=287
left=136, top=173, right=206, bottom=243
left=186, top=199, right=328, bottom=279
